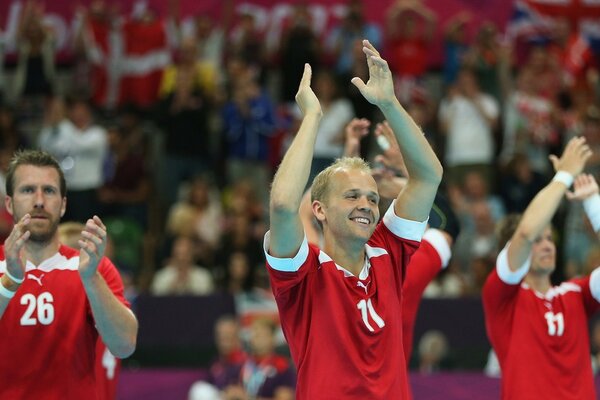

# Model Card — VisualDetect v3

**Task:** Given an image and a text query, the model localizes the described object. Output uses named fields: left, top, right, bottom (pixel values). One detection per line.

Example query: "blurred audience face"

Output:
left=69, top=101, right=92, bottom=129
left=249, top=319, right=275, bottom=357
left=172, top=236, right=196, bottom=266
left=215, top=318, right=241, bottom=356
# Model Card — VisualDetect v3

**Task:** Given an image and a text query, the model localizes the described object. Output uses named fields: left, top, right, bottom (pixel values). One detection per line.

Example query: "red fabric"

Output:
left=388, top=37, right=429, bottom=78
left=482, top=268, right=599, bottom=400
left=267, top=223, right=420, bottom=400
left=0, top=245, right=129, bottom=400
left=401, top=240, right=442, bottom=365
left=119, top=19, right=169, bottom=108
left=88, top=19, right=111, bottom=107
left=95, top=340, right=121, bottom=400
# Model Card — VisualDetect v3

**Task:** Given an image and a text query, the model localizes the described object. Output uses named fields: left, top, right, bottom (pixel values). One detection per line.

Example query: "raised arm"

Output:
left=351, top=40, right=442, bottom=222
left=78, top=216, right=138, bottom=358
left=566, top=173, right=600, bottom=240
left=507, top=137, right=592, bottom=271
left=269, top=64, right=322, bottom=258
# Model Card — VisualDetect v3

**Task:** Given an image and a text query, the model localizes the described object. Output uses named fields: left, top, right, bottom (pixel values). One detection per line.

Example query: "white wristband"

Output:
left=0, top=278, right=16, bottom=299
left=5, top=269, right=24, bottom=284
left=552, top=171, right=574, bottom=188
left=583, top=193, right=600, bottom=232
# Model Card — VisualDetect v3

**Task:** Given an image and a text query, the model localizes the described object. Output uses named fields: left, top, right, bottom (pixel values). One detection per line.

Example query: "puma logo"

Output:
left=357, top=281, right=370, bottom=294
left=27, top=273, right=45, bottom=287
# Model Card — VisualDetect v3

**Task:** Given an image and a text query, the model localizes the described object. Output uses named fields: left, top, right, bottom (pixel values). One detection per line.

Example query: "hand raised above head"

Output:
left=566, top=173, right=599, bottom=201
left=351, top=40, right=397, bottom=108
left=549, top=136, right=592, bottom=178
left=295, top=64, right=322, bottom=117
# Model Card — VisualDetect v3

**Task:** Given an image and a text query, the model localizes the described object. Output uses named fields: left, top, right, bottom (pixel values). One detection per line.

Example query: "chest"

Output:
left=512, top=290, right=587, bottom=342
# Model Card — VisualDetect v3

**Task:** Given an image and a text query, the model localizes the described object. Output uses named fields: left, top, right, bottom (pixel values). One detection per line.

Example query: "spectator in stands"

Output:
left=38, top=96, right=108, bottom=223
left=98, top=124, right=150, bottom=229
left=224, top=318, right=296, bottom=400
left=326, top=0, right=382, bottom=78
left=151, top=235, right=214, bottom=296
left=385, top=0, right=436, bottom=103
left=158, top=36, right=217, bottom=207
left=13, top=0, right=56, bottom=102
left=188, top=315, right=247, bottom=398
left=417, top=330, right=450, bottom=374
left=0, top=105, right=29, bottom=152
left=443, top=11, right=471, bottom=87
left=498, top=154, right=546, bottom=214
left=165, top=175, right=223, bottom=266
left=439, top=67, right=499, bottom=186
left=463, top=21, right=502, bottom=100
left=278, top=4, right=321, bottom=104
left=222, top=58, right=276, bottom=207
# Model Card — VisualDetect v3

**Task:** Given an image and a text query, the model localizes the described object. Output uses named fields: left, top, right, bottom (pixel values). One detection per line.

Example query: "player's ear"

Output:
left=5, top=195, right=13, bottom=216
left=312, top=200, right=326, bottom=222
left=60, top=198, right=66, bottom=218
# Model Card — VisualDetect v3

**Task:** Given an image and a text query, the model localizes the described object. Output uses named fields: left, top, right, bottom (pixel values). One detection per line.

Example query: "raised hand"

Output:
left=566, top=173, right=599, bottom=201
left=351, top=40, right=396, bottom=108
left=549, top=136, right=592, bottom=177
left=295, top=64, right=322, bottom=117
left=4, top=214, right=31, bottom=283
left=343, top=118, right=370, bottom=157
left=78, top=216, right=108, bottom=281
left=373, top=121, right=408, bottom=177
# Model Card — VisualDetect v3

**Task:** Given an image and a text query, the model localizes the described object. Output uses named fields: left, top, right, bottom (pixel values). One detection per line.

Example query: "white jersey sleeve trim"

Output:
left=263, top=231, right=310, bottom=272
left=423, top=229, right=452, bottom=269
left=589, top=268, right=600, bottom=303
left=382, top=200, right=428, bottom=242
left=496, top=242, right=530, bottom=285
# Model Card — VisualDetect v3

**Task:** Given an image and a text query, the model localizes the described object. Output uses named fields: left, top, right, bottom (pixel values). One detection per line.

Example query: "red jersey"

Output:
left=95, top=339, right=121, bottom=400
left=0, top=245, right=130, bottom=400
left=402, top=229, right=451, bottom=364
left=265, top=206, right=426, bottom=400
left=482, top=245, right=600, bottom=400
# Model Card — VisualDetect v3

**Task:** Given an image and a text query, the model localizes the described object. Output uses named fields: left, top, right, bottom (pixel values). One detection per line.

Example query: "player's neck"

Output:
left=23, top=237, right=61, bottom=266
left=524, top=273, right=552, bottom=294
left=322, top=238, right=366, bottom=276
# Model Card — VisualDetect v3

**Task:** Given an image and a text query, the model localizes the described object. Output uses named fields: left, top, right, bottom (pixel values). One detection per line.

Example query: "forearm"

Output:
left=270, top=114, right=321, bottom=211
left=380, top=99, right=442, bottom=185
left=583, top=194, right=600, bottom=237
left=81, top=273, right=138, bottom=358
left=509, top=181, right=567, bottom=269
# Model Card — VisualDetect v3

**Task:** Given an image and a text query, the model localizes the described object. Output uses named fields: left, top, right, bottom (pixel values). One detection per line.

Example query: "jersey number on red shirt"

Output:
left=544, top=311, right=564, bottom=336
left=20, top=293, right=55, bottom=326
left=357, top=299, right=385, bottom=332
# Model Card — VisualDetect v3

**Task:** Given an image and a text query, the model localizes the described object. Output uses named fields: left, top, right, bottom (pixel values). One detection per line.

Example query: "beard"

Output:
left=29, top=224, right=58, bottom=244
left=16, top=214, right=60, bottom=245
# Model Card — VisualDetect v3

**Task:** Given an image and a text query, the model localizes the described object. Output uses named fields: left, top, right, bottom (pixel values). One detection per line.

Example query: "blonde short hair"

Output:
left=311, top=157, right=371, bottom=204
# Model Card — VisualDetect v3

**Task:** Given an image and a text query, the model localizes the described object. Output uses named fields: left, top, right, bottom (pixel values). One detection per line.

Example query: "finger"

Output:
left=92, top=215, right=106, bottom=231
left=81, top=230, right=102, bottom=247
left=300, top=63, right=312, bottom=88
left=362, top=39, right=380, bottom=57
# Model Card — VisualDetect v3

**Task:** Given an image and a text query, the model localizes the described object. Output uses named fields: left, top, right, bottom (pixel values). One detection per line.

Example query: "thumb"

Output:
left=565, top=190, right=576, bottom=201
left=548, top=154, right=559, bottom=171
left=351, top=77, right=367, bottom=93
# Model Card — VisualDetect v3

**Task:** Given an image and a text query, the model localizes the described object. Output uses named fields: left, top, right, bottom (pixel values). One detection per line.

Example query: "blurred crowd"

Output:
left=2, top=0, right=600, bottom=388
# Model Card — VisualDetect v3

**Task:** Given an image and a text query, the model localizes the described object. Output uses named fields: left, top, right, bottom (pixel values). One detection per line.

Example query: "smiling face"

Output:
left=314, top=166, right=380, bottom=244
left=5, top=165, right=66, bottom=244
